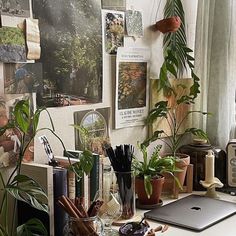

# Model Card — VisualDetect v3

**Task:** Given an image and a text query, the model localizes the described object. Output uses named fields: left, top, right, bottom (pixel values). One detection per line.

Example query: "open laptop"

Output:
left=144, top=194, right=236, bottom=231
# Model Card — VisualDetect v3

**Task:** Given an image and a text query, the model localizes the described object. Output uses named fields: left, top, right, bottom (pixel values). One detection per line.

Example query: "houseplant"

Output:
left=132, top=143, right=181, bottom=205
left=146, top=0, right=209, bottom=196
left=0, top=99, right=94, bottom=236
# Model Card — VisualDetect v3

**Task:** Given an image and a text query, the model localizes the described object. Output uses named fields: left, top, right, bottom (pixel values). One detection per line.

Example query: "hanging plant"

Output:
left=155, top=16, right=181, bottom=33
left=155, top=0, right=200, bottom=102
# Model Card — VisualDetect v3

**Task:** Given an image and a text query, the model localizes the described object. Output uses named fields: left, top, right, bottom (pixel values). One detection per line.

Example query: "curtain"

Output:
left=193, top=0, right=236, bottom=149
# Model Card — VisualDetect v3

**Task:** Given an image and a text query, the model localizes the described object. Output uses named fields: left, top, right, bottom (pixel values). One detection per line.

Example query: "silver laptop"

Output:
left=144, top=194, right=236, bottom=231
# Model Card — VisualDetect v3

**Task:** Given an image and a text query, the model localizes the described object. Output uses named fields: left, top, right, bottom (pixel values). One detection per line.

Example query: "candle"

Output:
left=205, top=150, right=215, bottom=183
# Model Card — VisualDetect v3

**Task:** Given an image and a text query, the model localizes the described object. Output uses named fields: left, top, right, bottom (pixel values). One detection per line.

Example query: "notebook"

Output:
left=144, top=194, right=236, bottom=231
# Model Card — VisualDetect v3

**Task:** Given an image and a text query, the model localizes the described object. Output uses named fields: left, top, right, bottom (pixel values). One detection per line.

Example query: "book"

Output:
left=53, top=167, right=68, bottom=236
left=20, top=163, right=54, bottom=236
left=56, top=150, right=100, bottom=205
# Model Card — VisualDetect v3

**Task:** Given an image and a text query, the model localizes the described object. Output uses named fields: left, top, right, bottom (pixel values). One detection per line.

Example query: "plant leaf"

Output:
left=144, top=175, right=152, bottom=199
left=17, top=218, right=48, bottom=236
left=13, top=100, right=30, bottom=134
left=6, top=174, right=48, bottom=213
left=0, top=224, right=8, bottom=236
left=185, top=128, right=209, bottom=141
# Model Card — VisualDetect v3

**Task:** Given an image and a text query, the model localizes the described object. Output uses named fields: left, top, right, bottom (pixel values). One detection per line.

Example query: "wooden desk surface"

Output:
left=114, top=191, right=236, bottom=236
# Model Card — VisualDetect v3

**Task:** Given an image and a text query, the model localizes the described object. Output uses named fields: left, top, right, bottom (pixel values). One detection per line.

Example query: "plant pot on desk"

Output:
left=135, top=175, right=164, bottom=206
left=162, top=154, right=192, bottom=198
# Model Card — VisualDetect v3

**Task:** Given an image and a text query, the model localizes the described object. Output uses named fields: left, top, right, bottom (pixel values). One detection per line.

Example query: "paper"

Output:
left=25, top=18, right=41, bottom=60
left=115, top=47, right=150, bottom=129
left=126, top=10, right=144, bottom=39
left=102, top=10, right=125, bottom=55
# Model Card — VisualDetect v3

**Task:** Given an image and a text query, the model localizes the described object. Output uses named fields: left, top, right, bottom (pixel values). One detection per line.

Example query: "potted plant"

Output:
left=146, top=0, right=209, bottom=196
left=0, top=99, right=94, bottom=235
left=154, top=16, right=181, bottom=33
left=132, top=143, right=181, bottom=206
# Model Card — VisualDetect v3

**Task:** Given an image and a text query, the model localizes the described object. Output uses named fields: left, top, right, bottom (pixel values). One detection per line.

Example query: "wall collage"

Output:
left=0, top=0, right=153, bottom=167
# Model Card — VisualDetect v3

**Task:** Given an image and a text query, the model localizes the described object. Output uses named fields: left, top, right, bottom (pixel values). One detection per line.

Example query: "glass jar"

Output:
left=114, top=171, right=136, bottom=219
left=63, top=216, right=104, bottom=236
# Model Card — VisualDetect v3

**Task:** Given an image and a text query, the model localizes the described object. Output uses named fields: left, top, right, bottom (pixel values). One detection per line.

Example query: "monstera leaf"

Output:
left=6, top=175, right=48, bottom=213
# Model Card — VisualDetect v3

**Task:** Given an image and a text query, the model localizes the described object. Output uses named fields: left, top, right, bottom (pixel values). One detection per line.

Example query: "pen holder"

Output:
left=114, top=171, right=136, bottom=220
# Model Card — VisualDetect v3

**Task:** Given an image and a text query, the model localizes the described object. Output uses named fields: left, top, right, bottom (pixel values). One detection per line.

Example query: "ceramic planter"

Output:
left=162, top=154, right=190, bottom=198
left=154, top=16, right=181, bottom=33
left=135, top=175, right=164, bottom=205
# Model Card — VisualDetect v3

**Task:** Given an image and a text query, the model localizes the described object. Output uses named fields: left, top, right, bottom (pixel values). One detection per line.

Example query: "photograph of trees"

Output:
left=32, top=0, right=103, bottom=107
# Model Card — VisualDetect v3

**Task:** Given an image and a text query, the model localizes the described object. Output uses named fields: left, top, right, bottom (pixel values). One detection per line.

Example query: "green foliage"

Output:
left=0, top=99, right=49, bottom=236
left=6, top=175, right=48, bottom=213
left=144, top=98, right=209, bottom=156
left=0, top=27, right=25, bottom=46
left=67, top=124, right=94, bottom=180
left=158, top=0, right=200, bottom=101
left=132, top=143, right=181, bottom=198
left=147, top=0, right=208, bottom=155
left=17, top=218, right=48, bottom=236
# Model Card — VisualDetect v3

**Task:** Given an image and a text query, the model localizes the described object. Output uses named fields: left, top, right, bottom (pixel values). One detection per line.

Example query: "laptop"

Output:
left=144, top=194, right=236, bottom=231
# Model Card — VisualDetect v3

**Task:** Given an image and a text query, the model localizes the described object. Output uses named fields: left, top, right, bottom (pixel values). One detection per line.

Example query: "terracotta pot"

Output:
left=135, top=175, right=164, bottom=205
left=162, top=154, right=190, bottom=198
left=154, top=16, right=181, bottom=33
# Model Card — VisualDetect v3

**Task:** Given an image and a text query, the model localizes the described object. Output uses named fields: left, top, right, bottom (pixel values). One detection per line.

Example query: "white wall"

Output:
left=0, top=0, right=198, bottom=163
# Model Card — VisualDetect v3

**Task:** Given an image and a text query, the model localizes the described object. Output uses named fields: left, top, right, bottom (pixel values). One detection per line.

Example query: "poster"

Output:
left=74, top=108, right=110, bottom=156
left=102, top=10, right=125, bottom=55
left=115, top=47, right=150, bottom=129
left=32, top=0, right=103, bottom=107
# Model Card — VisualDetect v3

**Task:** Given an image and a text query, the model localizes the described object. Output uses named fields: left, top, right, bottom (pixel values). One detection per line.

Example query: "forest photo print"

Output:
left=32, top=0, right=103, bottom=107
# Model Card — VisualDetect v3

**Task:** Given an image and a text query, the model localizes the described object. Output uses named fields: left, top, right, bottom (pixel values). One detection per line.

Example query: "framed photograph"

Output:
left=74, top=108, right=110, bottom=156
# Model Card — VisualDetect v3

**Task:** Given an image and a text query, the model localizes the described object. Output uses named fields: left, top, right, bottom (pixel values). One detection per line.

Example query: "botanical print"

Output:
left=0, top=26, right=26, bottom=63
left=32, top=0, right=102, bottom=107
left=126, top=10, right=143, bottom=38
left=103, top=10, right=124, bottom=54
left=118, top=62, right=147, bottom=109
left=0, top=0, right=30, bottom=17
left=74, top=108, right=110, bottom=156
left=115, top=47, right=149, bottom=129
left=4, top=63, right=42, bottom=95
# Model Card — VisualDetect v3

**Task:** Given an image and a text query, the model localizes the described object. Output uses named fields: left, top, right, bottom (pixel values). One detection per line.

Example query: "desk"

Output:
left=114, top=192, right=236, bottom=236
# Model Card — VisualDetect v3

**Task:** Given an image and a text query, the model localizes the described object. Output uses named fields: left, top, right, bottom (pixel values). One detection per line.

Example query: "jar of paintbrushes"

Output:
left=106, top=144, right=135, bottom=220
